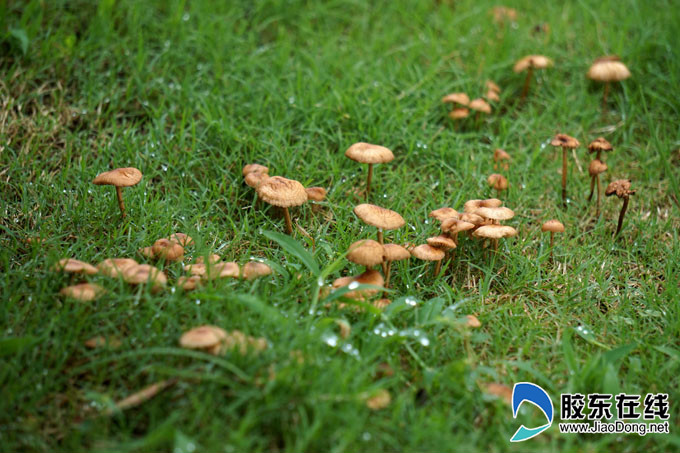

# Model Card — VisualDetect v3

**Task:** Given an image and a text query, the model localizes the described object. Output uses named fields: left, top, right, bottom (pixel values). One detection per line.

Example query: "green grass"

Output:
left=1, top=0, right=679, bottom=451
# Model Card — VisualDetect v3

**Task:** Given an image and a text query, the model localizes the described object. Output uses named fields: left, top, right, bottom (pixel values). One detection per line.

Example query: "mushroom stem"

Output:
left=602, top=81, right=610, bottom=110
left=377, top=229, right=387, bottom=275
left=561, top=147, right=568, bottom=208
left=365, top=163, right=373, bottom=201
left=549, top=231, right=555, bottom=258
left=596, top=175, right=602, bottom=217
left=587, top=175, right=596, bottom=202
left=520, top=67, right=533, bottom=101
left=434, top=259, right=442, bottom=277
left=384, top=261, right=392, bottom=289
left=283, top=207, right=293, bottom=235
left=115, top=186, right=126, bottom=218
left=615, top=196, right=629, bottom=237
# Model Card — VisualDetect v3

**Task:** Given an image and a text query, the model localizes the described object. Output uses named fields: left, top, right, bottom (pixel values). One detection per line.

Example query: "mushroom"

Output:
left=242, top=164, right=269, bottom=176
left=382, top=243, right=410, bottom=288
left=587, top=137, right=613, bottom=162
left=180, top=325, right=229, bottom=356
left=441, top=92, right=470, bottom=106
left=472, top=224, right=517, bottom=251
left=92, top=167, right=142, bottom=218
left=468, top=98, right=492, bottom=121
left=97, top=258, right=138, bottom=278
left=541, top=219, right=565, bottom=257
left=493, top=148, right=511, bottom=171
left=487, top=173, right=508, bottom=195
left=466, top=315, right=482, bottom=328
left=332, top=269, right=384, bottom=302
left=427, top=235, right=457, bottom=273
left=52, top=258, right=98, bottom=275
left=59, top=283, right=106, bottom=302
left=429, top=207, right=458, bottom=222
left=448, top=108, right=470, bottom=122
left=464, top=198, right=503, bottom=213
left=410, top=244, right=446, bottom=277
left=151, top=238, right=184, bottom=262
left=587, top=159, right=608, bottom=216
left=513, top=55, right=553, bottom=101
left=194, top=254, right=221, bottom=265
left=122, top=264, right=167, bottom=291
left=138, top=246, right=156, bottom=259
left=242, top=261, right=272, bottom=280
left=441, top=218, right=475, bottom=243
left=353, top=203, right=405, bottom=245
left=245, top=171, right=270, bottom=189
left=474, top=206, right=515, bottom=225
left=485, top=90, right=500, bottom=103
left=486, top=80, right=501, bottom=94
left=344, top=142, right=395, bottom=201
left=550, top=134, right=580, bottom=208
left=198, top=261, right=240, bottom=280
left=177, top=275, right=202, bottom=291
left=305, top=187, right=327, bottom=202
left=587, top=56, right=631, bottom=110
left=346, top=239, right=384, bottom=272
left=605, top=179, right=635, bottom=237
left=256, top=176, right=307, bottom=235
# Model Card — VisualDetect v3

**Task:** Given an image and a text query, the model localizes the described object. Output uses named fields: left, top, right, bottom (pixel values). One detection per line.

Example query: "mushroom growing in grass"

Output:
left=256, top=176, right=307, bottom=235
left=123, top=264, right=167, bottom=292
left=588, top=159, right=608, bottom=216
left=487, top=173, right=508, bottom=196
left=344, top=142, right=394, bottom=201
left=468, top=98, right=491, bottom=122
left=605, top=179, right=635, bottom=237
left=550, top=134, right=580, bottom=208
left=427, top=235, right=457, bottom=272
left=493, top=149, right=511, bottom=171
left=442, top=92, right=470, bottom=124
left=242, top=261, right=272, bottom=280
left=410, top=244, right=446, bottom=277
left=60, top=283, right=106, bottom=302
left=305, top=187, right=327, bottom=202
left=587, top=56, right=631, bottom=110
left=332, top=269, right=385, bottom=304
left=541, top=219, right=565, bottom=257
left=97, top=258, right=138, bottom=278
left=52, top=258, right=99, bottom=275
left=346, top=239, right=384, bottom=273
left=382, top=243, right=410, bottom=288
left=472, top=224, right=517, bottom=251
left=354, top=203, right=405, bottom=273
left=486, top=80, right=501, bottom=102
left=429, top=207, right=458, bottom=222
left=441, top=218, right=475, bottom=244
left=92, top=167, right=142, bottom=218
left=180, top=325, right=228, bottom=356
left=151, top=238, right=184, bottom=262
left=474, top=206, right=515, bottom=225
left=513, top=55, right=553, bottom=101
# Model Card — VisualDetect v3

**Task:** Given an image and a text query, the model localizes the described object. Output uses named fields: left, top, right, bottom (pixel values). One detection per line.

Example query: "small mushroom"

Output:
left=242, top=261, right=272, bottom=280
left=168, top=233, right=194, bottom=247
left=550, top=134, right=580, bottom=208
left=245, top=171, right=270, bottom=188
left=513, top=55, right=553, bottom=101
left=541, top=219, right=565, bottom=257
left=464, top=198, right=502, bottom=213
left=486, top=80, right=501, bottom=94
left=441, top=218, right=475, bottom=243
left=97, top=258, right=138, bottom=278
left=474, top=206, right=515, bottom=224
left=605, top=179, right=635, bottom=237
left=242, top=164, right=269, bottom=176
left=194, top=254, right=221, bottom=265
left=441, top=92, right=470, bottom=106
left=92, top=167, right=142, bottom=218
left=587, top=56, right=631, bottom=111
left=448, top=108, right=470, bottom=122
left=59, top=283, right=106, bottom=302
left=587, top=159, right=608, bottom=216
left=332, top=269, right=384, bottom=302
left=138, top=246, right=156, bottom=259
left=256, top=176, right=307, bottom=235
left=180, top=325, right=229, bottom=356
left=587, top=137, right=613, bottom=161
left=427, top=235, right=457, bottom=273
left=346, top=239, right=384, bottom=272
left=199, top=261, right=240, bottom=280
left=382, top=243, right=410, bottom=288
left=468, top=98, right=492, bottom=121
left=429, top=207, right=458, bottom=222
left=344, top=142, right=395, bottom=201
left=177, top=275, right=202, bottom=291
left=485, top=89, right=500, bottom=103
left=493, top=148, right=511, bottom=171
left=353, top=203, right=405, bottom=245
left=151, top=238, right=184, bottom=262
left=305, top=187, right=327, bottom=202
left=487, top=173, right=508, bottom=195
left=52, top=258, right=99, bottom=275
left=122, top=264, right=167, bottom=291
left=410, top=244, right=446, bottom=277
left=472, top=224, right=517, bottom=251
left=465, top=315, right=481, bottom=328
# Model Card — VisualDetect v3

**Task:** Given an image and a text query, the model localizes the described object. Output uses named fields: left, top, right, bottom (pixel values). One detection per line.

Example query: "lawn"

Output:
left=1, top=0, right=679, bottom=451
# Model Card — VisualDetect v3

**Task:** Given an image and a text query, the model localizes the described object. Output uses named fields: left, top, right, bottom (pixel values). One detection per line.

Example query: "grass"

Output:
left=1, top=0, right=679, bottom=451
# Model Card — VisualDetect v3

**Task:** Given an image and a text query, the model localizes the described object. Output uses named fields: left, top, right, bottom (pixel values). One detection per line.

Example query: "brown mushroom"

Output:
left=429, top=207, right=458, bottom=222
left=242, top=261, right=272, bottom=280
left=410, top=244, right=446, bottom=277
left=493, top=148, right=511, bottom=171
left=179, top=325, right=229, bottom=356
left=177, top=275, right=202, bottom=291
left=587, top=159, right=608, bottom=216
left=256, top=176, right=307, bottom=235
left=353, top=203, right=405, bottom=245
left=92, top=167, right=142, bottom=218
left=122, top=264, right=167, bottom=291
left=242, top=164, right=269, bottom=176
left=151, top=238, right=184, bottom=262
left=344, top=142, right=395, bottom=201
left=513, top=55, right=553, bottom=101
left=59, top=283, right=106, bottom=302
left=305, top=187, right=327, bottom=202
left=605, top=179, right=635, bottom=237
left=469, top=98, right=492, bottom=121
left=587, top=56, right=631, bottom=110
left=97, top=258, right=138, bottom=278
left=346, top=239, right=384, bottom=272
left=245, top=171, right=270, bottom=188
left=332, top=269, right=384, bottom=302
left=550, top=134, right=580, bottom=208
left=441, top=92, right=470, bottom=106
left=487, top=173, right=509, bottom=195
left=541, top=219, right=565, bottom=257
left=52, top=258, right=98, bottom=275
left=382, top=243, right=410, bottom=288
left=472, top=224, right=517, bottom=251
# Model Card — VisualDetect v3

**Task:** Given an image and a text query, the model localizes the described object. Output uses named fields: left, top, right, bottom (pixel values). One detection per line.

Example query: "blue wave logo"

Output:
left=510, top=382, right=554, bottom=442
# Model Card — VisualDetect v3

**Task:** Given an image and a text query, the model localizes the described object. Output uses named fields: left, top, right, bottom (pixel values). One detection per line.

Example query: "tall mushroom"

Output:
left=541, top=219, right=564, bottom=258
left=442, top=93, right=470, bottom=125
left=346, top=239, right=384, bottom=273
left=587, top=56, right=631, bottom=111
left=487, top=174, right=508, bottom=196
left=92, top=167, right=142, bottom=218
left=472, top=225, right=518, bottom=251
left=344, top=142, right=394, bottom=201
left=256, top=176, right=307, bottom=235
left=353, top=203, right=405, bottom=273
left=605, top=179, right=635, bottom=237
left=410, top=244, right=446, bottom=277
left=587, top=159, right=608, bottom=216
left=382, top=243, right=410, bottom=288
left=469, top=98, right=492, bottom=122
left=550, top=134, right=580, bottom=208
left=513, top=55, right=553, bottom=101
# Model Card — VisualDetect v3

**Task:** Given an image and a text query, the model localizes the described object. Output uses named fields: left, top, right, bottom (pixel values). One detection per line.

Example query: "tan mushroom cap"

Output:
left=195, top=254, right=221, bottom=265
left=449, top=108, right=470, bottom=120
left=382, top=243, right=411, bottom=261
left=464, top=198, right=502, bottom=213
left=169, top=233, right=194, bottom=247
left=441, top=92, right=470, bottom=106
left=469, top=98, right=491, bottom=114
left=354, top=203, right=405, bottom=230
left=587, top=56, right=631, bottom=82
left=487, top=174, right=509, bottom=191
left=52, top=258, right=98, bottom=275
left=493, top=148, right=511, bottom=162
left=59, top=283, right=106, bottom=302
left=242, top=164, right=269, bottom=176
left=485, top=90, right=500, bottom=102
left=513, top=55, right=553, bottom=73
left=333, top=269, right=384, bottom=300
left=152, top=238, right=184, bottom=261
left=256, top=176, right=307, bottom=207
left=92, top=167, right=142, bottom=187
left=344, top=142, right=394, bottom=164
left=588, top=137, right=613, bottom=153
left=441, top=218, right=475, bottom=234
left=551, top=134, right=580, bottom=148
left=245, top=171, right=270, bottom=188
left=353, top=269, right=385, bottom=287
left=123, top=264, right=167, bottom=287
left=605, top=179, right=635, bottom=198
left=138, top=246, right=156, bottom=259
left=486, top=80, right=501, bottom=93
left=588, top=159, right=608, bottom=176
left=180, top=325, right=228, bottom=350
left=459, top=212, right=485, bottom=226
left=410, top=244, right=446, bottom=261
left=202, top=261, right=240, bottom=280
left=242, top=261, right=272, bottom=280
left=347, top=239, right=384, bottom=267
left=97, top=258, right=139, bottom=278
left=541, top=219, right=565, bottom=233
left=466, top=314, right=482, bottom=328
left=429, top=207, right=458, bottom=222
left=475, top=206, right=515, bottom=221
left=427, top=235, right=457, bottom=250
left=305, top=187, right=327, bottom=202
left=177, top=275, right=202, bottom=291
left=472, top=224, right=518, bottom=239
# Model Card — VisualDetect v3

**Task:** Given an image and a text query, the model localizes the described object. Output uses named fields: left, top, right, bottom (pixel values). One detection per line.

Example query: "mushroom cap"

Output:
left=92, top=167, right=142, bottom=187
left=427, top=235, right=457, bottom=250
left=59, top=283, right=106, bottom=302
left=242, top=261, right=272, bottom=280
left=305, top=187, right=327, bottom=202
left=382, top=243, right=411, bottom=261
left=441, top=92, right=470, bottom=106
left=551, top=134, right=580, bottom=148
left=52, top=258, right=99, bottom=275
left=463, top=198, right=502, bottom=213
left=168, top=233, right=194, bottom=247
left=541, top=219, right=565, bottom=233
left=429, top=207, right=458, bottom=221
left=344, top=142, right=394, bottom=164
left=195, top=254, right=221, bottom=265
left=123, top=264, right=167, bottom=287
left=605, top=179, right=635, bottom=198
left=493, top=148, right=511, bottom=162
left=180, top=325, right=228, bottom=350
left=466, top=314, right=482, bottom=328
left=487, top=173, right=509, bottom=191
left=441, top=218, right=475, bottom=234
left=513, top=55, right=553, bottom=72
left=485, top=90, right=500, bottom=102
left=354, top=204, right=406, bottom=230
left=242, top=164, right=269, bottom=176
left=353, top=269, right=385, bottom=287
left=587, top=57, right=631, bottom=82
left=206, top=261, right=241, bottom=280
left=469, top=98, right=491, bottom=114
left=346, top=239, right=385, bottom=267
left=475, top=206, right=515, bottom=221
left=448, top=108, right=470, bottom=120
left=486, top=80, right=501, bottom=93
left=588, top=159, right=608, bottom=176
left=588, top=137, right=613, bottom=153
left=97, top=258, right=139, bottom=278
left=177, top=275, right=202, bottom=291
left=152, top=238, right=184, bottom=261
left=245, top=171, right=270, bottom=188
left=410, top=244, right=446, bottom=261
left=333, top=270, right=384, bottom=300
left=374, top=298, right=392, bottom=309
left=472, top=224, right=518, bottom=239
left=459, top=212, right=486, bottom=226
left=256, top=176, right=307, bottom=207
